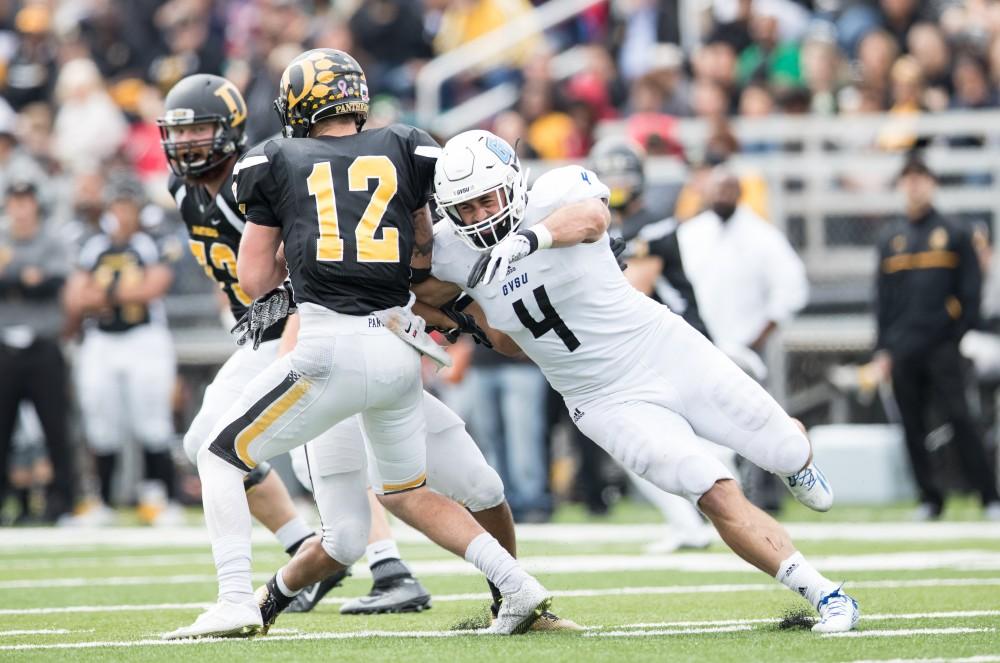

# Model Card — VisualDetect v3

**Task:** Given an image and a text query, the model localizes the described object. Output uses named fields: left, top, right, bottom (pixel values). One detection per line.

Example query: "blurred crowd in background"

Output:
left=3, top=0, right=1000, bottom=527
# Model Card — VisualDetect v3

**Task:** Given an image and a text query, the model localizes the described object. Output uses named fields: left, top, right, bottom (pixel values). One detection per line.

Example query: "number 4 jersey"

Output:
left=233, top=124, right=439, bottom=316
left=431, top=165, right=666, bottom=400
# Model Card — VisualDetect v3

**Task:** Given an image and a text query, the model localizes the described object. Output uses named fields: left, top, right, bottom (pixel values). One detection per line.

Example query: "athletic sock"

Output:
left=487, top=579, right=503, bottom=616
left=276, top=516, right=314, bottom=556
left=275, top=566, right=303, bottom=598
left=370, top=558, right=411, bottom=587
left=199, top=452, right=254, bottom=604
left=776, top=551, right=839, bottom=608
left=366, top=539, right=402, bottom=567
left=95, top=453, right=117, bottom=505
left=464, top=532, right=529, bottom=597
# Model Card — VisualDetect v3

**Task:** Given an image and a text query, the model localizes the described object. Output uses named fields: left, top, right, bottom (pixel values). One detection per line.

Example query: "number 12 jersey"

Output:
left=234, top=124, right=438, bottom=315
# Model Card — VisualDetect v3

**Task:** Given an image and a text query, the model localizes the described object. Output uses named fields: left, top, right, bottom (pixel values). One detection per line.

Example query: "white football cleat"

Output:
left=783, top=462, right=834, bottom=512
left=162, top=600, right=262, bottom=640
left=812, top=586, right=860, bottom=633
left=486, top=577, right=552, bottom=635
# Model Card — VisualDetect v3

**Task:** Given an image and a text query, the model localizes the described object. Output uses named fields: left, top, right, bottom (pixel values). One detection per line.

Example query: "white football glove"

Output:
left=467, top=233, right=535, bottom=288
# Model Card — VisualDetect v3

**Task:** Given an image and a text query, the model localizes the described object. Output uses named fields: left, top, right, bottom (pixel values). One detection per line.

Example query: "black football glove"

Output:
left=429, top=294, right=493, bottom=348
left=231, top=281, right=297, bottom=350
left=610, top=236, right=628, bottom=272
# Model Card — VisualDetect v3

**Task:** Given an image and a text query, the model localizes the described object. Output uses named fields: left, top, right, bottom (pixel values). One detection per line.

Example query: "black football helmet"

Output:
left=589, top=137, right=646, bottom=211
left=157, top=74, right=248, bottom=179
left=275, top=48, right=369, bottom=138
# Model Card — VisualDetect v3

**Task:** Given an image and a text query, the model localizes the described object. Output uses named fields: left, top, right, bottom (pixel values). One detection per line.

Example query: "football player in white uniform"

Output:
left=416, top=130, right=860, bottom=634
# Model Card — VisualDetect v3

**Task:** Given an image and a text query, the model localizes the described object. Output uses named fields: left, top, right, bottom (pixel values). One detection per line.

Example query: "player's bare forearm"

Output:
left=625, top=255, right=664, bottom=296
left=538, top=198, right=611, bottom=247
left=413, top=300, right=455, bottom=331
left=410, top=205, right=434, bottom=272
left=465, top=300, right=523, bottom=357
left=237, top=223, right=286, bottom=298
left=412, top=275, right=461, bottom=308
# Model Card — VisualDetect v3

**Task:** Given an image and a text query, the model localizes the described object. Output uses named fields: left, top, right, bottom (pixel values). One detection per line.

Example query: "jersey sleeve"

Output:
left=430, top=221, right=469, bottom=287
left=406, top=125, right=441, bottom=211
left=232, top=141, right=282, bottom=227
left=523, top=165, right=610, bottom=229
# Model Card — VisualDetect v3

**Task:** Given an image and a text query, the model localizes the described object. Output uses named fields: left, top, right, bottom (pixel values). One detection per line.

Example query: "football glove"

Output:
left=231, top=281, right=296, bottom=350
left=435, top=303, right=493, bottom=348
left=467, top=230, right=539, bottom=288
left=610, top=236, right=628, bottom=271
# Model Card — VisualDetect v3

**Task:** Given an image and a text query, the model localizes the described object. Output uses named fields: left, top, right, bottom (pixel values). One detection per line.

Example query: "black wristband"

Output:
left=517, top=229, right=539, bottom=253
left=410, top=267, right=432, bottom=284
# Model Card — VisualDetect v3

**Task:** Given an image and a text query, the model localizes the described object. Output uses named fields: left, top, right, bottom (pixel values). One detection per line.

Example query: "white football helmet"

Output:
left=433, top=130, right=528, bottom=251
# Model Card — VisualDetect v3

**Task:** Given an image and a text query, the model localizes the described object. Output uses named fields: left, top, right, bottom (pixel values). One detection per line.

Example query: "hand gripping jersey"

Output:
left=78, top=231, right=170, bottom=333
left=168, top=167, right=289, bottom=342
left=432, top=166, right=666, bottom=399
left=233, top=124, right=439, bottom=315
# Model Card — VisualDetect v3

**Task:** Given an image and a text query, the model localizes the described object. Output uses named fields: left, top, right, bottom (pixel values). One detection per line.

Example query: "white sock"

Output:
left=200, top=452, right=255, bottom=604
left=776, top=551, right=838, bottom=608
left=464, top=532, right=529, bottom=597
left=366, top=539, right=402, bottom=567
left=275, top=516, right=313, bottom=553
left=276, top=566, right=302, bottom=597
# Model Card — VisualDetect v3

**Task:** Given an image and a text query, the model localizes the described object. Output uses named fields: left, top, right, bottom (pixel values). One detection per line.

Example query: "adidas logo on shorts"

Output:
left=572, top=407, right=585, bottom=423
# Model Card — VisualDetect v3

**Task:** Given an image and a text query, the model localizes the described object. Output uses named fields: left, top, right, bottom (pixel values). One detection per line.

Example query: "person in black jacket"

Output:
left=873, top=153, right=1000, bottom=521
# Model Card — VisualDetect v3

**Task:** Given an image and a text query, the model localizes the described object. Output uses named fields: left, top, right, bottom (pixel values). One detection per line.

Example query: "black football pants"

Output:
left=891, top=341, right=1000, bottom=509
left=0, top=338, right=77, bottom=518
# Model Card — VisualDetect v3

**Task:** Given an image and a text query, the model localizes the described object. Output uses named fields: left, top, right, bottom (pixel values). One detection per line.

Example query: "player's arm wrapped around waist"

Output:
left=374, top=292, right=453, bottom=369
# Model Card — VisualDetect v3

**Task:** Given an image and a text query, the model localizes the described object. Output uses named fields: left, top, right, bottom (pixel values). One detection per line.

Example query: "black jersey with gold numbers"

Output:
left=168, top=164, right=285, bottom=342
left=78, top=232, right=169, bottom=333
left=233, top=124, right=439, bottom=315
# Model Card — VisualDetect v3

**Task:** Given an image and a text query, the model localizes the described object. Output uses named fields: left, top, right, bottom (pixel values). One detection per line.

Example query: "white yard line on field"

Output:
left=5, top=550, right=1000, bottom=590
left=0, top=624, right=997, bottom=651
left=2, top=581, right=1000, bottom=617
left=849, top=657, right=1000, bottom=663
left=616, top=610, right=1000, bottom=629
left=824, top=627, right=996, bottom=638
left=2, top=521, right=1000, bottom=550
left=0, top=629, right=91, bottom=636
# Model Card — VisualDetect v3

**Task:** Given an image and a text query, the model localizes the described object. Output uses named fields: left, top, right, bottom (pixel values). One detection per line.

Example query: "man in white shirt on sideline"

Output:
left=678, top=166, right=809, bottom=511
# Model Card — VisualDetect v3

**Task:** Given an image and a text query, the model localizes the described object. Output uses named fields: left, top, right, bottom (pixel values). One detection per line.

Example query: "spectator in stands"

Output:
left=51, top=58, right=127, bottom=174
left=678, top=167, right=808, bottom=511
left=63, top=177, right=180, bottom=526
left=1, top=4, right=57, bottom=110
left=0, top=180, right=77, bottom=525
left=800, top=24, right=844, bottom=115
left=0, top=103, right=46, bottom=210
left=856, top=29, right=899, bottom=108
left=906, top=23, right=952, bottom=111
left=736, top=2, right=804, bottom=90
left=872, top=153, right=1000, bottom=521
left=349, top=0, right=433, bottom=98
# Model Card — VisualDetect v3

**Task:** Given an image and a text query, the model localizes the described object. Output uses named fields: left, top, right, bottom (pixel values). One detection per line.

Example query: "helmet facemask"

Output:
left=158, top=114, right=238, bottom=179
left=437, top=168, right=527, bottom=252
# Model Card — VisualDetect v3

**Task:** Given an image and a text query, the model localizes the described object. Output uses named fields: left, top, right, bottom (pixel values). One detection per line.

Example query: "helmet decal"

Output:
left=213, top=80, right=247, bottom=127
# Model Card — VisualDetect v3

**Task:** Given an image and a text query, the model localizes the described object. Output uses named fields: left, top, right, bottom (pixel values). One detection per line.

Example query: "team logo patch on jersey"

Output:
left=891, top=234, right=906, bottom=253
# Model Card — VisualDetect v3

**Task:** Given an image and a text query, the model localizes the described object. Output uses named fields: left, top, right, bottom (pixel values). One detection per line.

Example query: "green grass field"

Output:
left=1, top=499, right=999, bottom=662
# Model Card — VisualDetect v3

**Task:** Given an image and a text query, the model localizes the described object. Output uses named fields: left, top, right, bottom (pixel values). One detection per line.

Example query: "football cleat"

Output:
left=339, top=575, right=432, bottom=615
left=486, top=577, right=552, bottom=635
left=525, top=610, right=584, bottom=632
left=162, top=600, right=261, bottom=640
left=783, top=462, right=834, bottom=512
left=285, top=567, right=351, bottom=613
left=256, top=576, right=295, bottom=635
left=812, top=586, right=860, bottom=633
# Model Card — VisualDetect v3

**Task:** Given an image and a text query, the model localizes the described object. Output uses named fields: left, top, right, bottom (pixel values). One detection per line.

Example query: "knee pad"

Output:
left=460, top=464, right=506, bottom=512
left=319, top=515, right=369, bottom=566
left=604, top=422, right=653, bottom=476
left=673, top=454, right=734, bottom=500
left=764, top=428, right=811, bottom=476
left=243, top=461, right=272, bottom=493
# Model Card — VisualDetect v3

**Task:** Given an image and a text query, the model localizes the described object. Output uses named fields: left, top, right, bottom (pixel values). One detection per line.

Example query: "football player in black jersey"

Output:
left=165, top=49, right=551, bottom=640
left=160, top=73, right=431, bottom=615
left=589, top=137, right=716, bottom=552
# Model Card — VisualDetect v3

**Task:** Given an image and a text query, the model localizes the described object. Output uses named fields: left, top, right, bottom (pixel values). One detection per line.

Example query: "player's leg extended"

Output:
left=164, top=332, right=363, bottom=640
left=661, top=315, right=833, bottom=511
left=418, top=394, right=583, bottom=632
left=185, top=342, right=312, bottom=552
left=258, top=437, right=370, bottom=633
left=362, top=345, right=551, bottom=635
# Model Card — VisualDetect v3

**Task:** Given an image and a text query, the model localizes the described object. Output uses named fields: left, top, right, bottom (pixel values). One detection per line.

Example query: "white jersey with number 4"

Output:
left=432, top=165, right=666, bottom=399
